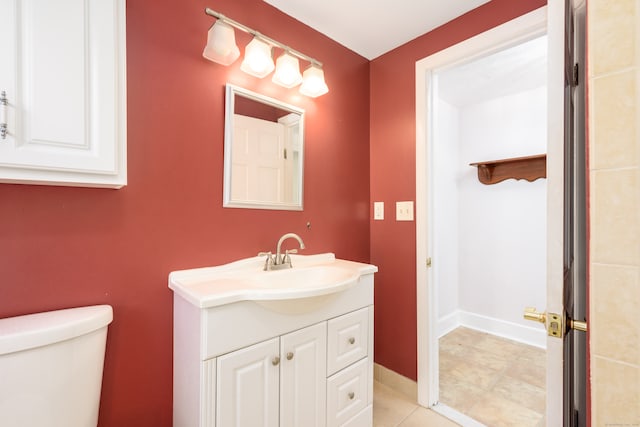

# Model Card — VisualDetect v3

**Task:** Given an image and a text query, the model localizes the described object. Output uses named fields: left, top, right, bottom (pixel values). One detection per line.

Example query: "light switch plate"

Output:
left=374, top=202, right=384, bottom=220
left=396, top=201, right=414, bottom=221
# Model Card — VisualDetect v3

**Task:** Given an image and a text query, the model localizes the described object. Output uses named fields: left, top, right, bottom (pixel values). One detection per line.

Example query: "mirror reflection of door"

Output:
left=224, top=84, right=304, bottom=210
left=278, top=113, right=302, bottom=204
left=231, top=114, right=286, bottom=203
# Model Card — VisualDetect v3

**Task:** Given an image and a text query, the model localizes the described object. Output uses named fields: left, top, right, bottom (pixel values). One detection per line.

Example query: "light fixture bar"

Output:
left=204, top=8, right=323, bottom=68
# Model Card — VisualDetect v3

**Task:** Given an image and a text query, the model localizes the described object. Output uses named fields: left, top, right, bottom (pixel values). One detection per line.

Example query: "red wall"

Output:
left=0, top=0, right=369, bottom=425
left=369, top=0, right=547, bottom=380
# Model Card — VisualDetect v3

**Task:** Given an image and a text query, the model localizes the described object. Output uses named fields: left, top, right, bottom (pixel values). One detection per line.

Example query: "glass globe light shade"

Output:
left=202, top=21, right=240, bottom=66
left=272, top=53, right=303, bottom=88
left=240, top=38, right=275, bottom=78
left=299, top=65, right=329, bottom=97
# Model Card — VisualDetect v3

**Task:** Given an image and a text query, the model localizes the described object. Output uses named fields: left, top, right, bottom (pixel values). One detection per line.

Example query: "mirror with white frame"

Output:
left=223, top=84, right=304, bottom=210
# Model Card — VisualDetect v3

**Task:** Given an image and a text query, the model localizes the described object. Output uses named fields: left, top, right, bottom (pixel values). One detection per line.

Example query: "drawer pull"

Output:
left=348, top=392, right=355, bottom=400
left=286, top=352, right=294, bottom=360
left=272, top=356, right=280, bottom=366
left=348, top=337, right=356, bottom=345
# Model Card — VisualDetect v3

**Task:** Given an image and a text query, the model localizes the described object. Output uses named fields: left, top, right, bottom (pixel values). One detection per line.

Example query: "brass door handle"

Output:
left=569, top=319, right=588, bottom=332
left=524, top=307, right=562, bottom=337
left=524, top=307, right=546, bottom=324
left=524, top=307, right=588, bottom=337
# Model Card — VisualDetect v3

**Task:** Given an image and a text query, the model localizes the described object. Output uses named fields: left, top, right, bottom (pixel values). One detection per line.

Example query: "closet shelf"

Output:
left=469, top=154, right=546, bottom=185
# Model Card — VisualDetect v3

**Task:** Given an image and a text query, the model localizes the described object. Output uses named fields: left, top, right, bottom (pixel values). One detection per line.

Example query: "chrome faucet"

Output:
left=276, top=233, right=305, bottom=267
left=259, top=233, right=305, bottom=271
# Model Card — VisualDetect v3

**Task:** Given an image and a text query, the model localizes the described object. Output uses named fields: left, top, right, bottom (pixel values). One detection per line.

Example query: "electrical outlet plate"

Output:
left=374, top=202, right=384, bottom=220
left=396, top=201, right=414, bottom=221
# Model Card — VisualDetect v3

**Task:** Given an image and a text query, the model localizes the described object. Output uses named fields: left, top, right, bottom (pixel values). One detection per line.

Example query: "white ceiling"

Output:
left=438, top=35, right=548, bottom=107
left=263, top=0, right=492, bottom=60
left=261, top=1, right=547, bottom=107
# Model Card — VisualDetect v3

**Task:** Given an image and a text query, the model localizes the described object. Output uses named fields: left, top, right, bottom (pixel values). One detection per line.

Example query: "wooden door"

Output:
left=543, top=0, right=587, bottom=424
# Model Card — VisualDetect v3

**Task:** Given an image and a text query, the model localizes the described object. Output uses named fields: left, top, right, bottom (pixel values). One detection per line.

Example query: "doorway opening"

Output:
left=432, top=34, right=548, bottom=426
left=415, top=7, right=557, bottom=427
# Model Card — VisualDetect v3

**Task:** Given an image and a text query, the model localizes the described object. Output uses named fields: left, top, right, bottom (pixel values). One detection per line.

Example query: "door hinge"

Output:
left=0, top=91, right=7, bottom=139
left=426, top=257, right=432, bottom=268
left=573, top=63, right=580, bottom=86
left=284, top=148, right=287, bottom=160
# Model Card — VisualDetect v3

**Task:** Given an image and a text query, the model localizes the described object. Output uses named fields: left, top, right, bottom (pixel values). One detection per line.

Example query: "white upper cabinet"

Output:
left=0, top=0, right=127, bottom=188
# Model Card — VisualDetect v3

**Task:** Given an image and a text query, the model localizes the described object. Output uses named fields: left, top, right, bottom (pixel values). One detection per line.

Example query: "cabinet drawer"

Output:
left=342, top=405, right=372, bottom=427
left=327, top=308, right=369, bottom=375
left=326, top=358, right=369, bottom=427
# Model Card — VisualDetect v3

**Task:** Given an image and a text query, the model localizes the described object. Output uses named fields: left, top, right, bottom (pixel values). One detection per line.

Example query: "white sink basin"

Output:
left=249, top=265, right=354, bottom=289
left=169, top=253, right=378, bottom=308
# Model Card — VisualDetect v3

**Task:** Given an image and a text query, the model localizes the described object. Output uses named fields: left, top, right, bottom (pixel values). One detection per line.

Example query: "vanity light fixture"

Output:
left=240, top=37, right=275, bottom=78
left=202, top=20, right=240, bottom=65
left=272, top=52, right=303, bottom=88
left=299, top=64, right=329, bottom=98
left=203, top=8, right=329, bottom=97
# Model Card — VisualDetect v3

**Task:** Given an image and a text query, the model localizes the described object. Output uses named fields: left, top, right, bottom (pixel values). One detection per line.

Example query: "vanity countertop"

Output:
left=169, top=253, right=378, bottom=309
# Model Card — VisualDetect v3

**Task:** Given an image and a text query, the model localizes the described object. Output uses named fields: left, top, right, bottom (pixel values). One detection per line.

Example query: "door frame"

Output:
left=414, top=5, right=554, bottom=423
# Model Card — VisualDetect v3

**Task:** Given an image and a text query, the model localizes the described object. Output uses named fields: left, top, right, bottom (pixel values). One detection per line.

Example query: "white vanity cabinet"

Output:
left=217, top=322, right=327, bottom=427
left=171, top=259, right=375, bottom=427
left=0, top=0, right=127, bottom=188
left=215, top=337, right=280, bottom=426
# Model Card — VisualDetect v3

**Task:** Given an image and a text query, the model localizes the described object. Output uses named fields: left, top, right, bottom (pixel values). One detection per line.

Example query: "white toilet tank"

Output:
left=0, top=305, right=113, bottom=427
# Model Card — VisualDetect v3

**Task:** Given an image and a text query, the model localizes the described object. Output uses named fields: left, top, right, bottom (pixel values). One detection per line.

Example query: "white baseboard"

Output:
left=438, top=309, right=546, bottom=349
left=432, top=403, right=487, bottom=427
left=437, top=311, right=459, bottom=337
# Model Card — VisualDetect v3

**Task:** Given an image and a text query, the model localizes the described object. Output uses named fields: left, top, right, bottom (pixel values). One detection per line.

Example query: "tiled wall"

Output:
left=588, top=0, right=640, bottom=425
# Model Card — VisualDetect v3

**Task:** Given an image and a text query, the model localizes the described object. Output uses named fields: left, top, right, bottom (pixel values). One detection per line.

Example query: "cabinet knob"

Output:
left=348, top=392, right=355, bottom=400
left=271, top=356, right=280, bottom=366
left=286, top=352, right=294, bottom=360
left=348, top=337, right=356, bottom=345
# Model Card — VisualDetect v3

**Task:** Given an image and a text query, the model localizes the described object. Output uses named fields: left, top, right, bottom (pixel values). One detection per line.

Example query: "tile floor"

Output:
left=373, top=380, right=460, bottom=427
left=439, top=327, right=546, bottom=427
left=372, top=327, right=546, bottom=427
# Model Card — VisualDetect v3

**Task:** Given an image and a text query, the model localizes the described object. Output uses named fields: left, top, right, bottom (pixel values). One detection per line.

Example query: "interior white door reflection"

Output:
left=231, top=114, right=286, bottom=203
left=224, top=84, right=304, bottom=211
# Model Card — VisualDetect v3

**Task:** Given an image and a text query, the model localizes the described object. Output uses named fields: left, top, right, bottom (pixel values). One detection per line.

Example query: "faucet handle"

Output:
left=282, top=249, right=297, bottom=267
left=258, top=252, right=274, bottom=271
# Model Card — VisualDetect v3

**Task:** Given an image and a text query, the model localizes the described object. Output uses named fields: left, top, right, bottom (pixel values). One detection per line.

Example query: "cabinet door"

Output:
left=0, top=0, right=126, bottom=188
left=217, top=338, right=279, bottom=427
left=280, top=322, right=327, bottom=427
